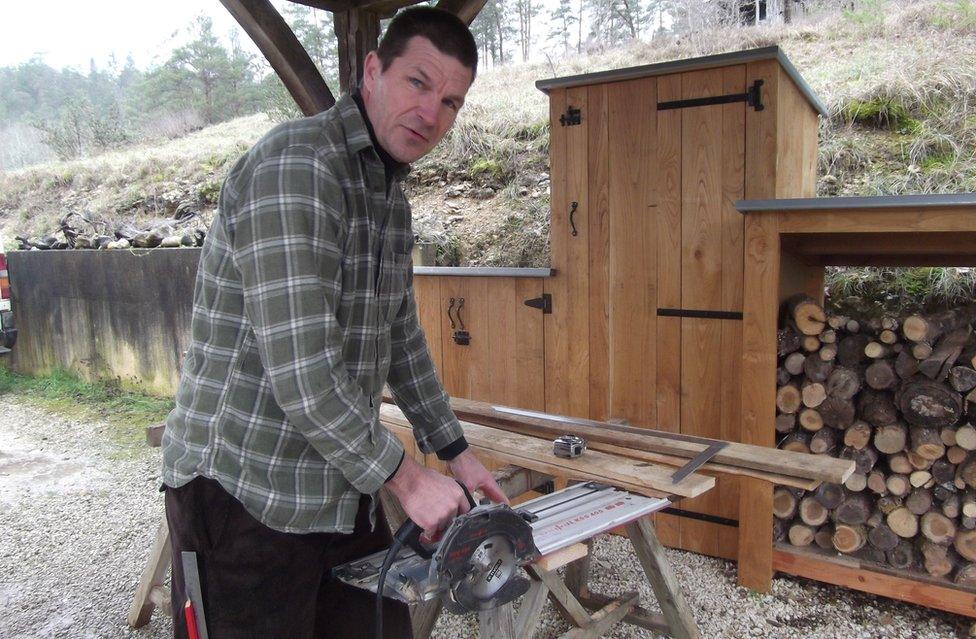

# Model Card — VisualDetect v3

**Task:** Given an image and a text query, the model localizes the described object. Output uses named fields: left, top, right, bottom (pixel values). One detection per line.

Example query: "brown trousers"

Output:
left=165, top=477, right=413, bottom=639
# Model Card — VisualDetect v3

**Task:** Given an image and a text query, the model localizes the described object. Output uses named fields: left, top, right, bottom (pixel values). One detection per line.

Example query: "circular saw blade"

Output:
left=431, top=504, right=539, bottom=613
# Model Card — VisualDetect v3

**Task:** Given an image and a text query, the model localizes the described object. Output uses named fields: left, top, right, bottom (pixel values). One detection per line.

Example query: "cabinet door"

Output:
left=438, top=277, right=546, bottom=411
left=673, top=66, right=747, bottom=561
left=413, top=275, right=444, bottom=381
left=544, top=86, right=591, bottom=419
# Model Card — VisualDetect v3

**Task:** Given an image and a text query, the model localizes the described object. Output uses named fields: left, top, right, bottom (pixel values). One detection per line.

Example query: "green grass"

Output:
left=0, top=367, right=173, bottom=456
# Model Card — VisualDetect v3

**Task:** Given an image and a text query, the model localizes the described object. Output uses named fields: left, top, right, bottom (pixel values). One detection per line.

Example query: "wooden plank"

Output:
left=744, top=60, right=779, bottom=200
left=536, top=542, right=589, bottom=572
left=607, top=77, right=658, bottom=430
left=653, top=72, right=683, bottom=547
left=513, top=278, right=546, bottom=411
left=626, top=517, right=701, bottom=639
left=580, top=438, right=820, bottom=490
left=479, top=605, right=515, bottom=637
left=545, top=86, right=590, bottom=419
left=775, top=208, right=976, bottom=234
left=514, top=579, right=551, bottom=639
left=679, top=66, right=730, bottom=558
left=738, top=208, right=782, bottom=591
left=579, top=593, right=671, bottom=634
left=525, top=564, right=593, bottom=627
left=380, top=404, right=715, bottom=498
left=773, top=545, right=976, bottom=618
left=561, top=592, right=639, bottom=639
left=775, top=68, right=819, bottom=199
left=717, top=64, right=747, bottom=560
left=587, top=82, right=611, bottom=422
left=412, top=276, right=443, bottom=382
left=443, top=396, right=854, bottom=484
left=439, top=276, right=489, bottom=401
left=126, top=520, right=171, bottom=628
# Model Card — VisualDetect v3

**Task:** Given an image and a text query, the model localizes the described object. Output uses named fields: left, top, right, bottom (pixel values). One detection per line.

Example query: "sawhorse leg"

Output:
left=127, top=520, right=172, bottom=627
left=490, top=517, right=701, bottom=638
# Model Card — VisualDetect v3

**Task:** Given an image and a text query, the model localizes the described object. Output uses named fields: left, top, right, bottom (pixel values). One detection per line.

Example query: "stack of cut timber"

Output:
left=776, top=297, right=976, bottom=586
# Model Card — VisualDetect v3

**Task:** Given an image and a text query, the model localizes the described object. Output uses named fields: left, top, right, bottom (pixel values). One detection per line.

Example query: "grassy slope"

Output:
left=1, top=0, right=975, bottom=274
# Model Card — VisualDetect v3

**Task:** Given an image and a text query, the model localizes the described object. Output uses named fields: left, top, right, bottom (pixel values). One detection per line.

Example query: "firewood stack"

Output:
left=775, top=295, right=976, bottom=586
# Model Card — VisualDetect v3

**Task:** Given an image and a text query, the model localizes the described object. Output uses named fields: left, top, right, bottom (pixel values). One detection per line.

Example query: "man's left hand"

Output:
left=447, top=449, right=509, bottom=505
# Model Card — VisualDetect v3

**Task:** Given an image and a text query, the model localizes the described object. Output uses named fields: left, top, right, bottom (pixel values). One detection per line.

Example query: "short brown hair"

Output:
left=376, top=7, right=478, bottom=81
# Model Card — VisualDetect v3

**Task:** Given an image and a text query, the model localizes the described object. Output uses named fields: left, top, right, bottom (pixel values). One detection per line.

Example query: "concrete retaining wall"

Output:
left=6, top=248, right=201, bottom=396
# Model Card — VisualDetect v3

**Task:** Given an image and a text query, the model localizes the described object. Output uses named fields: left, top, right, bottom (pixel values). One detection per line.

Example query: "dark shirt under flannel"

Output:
left=162, top=94, right=465, bottom=533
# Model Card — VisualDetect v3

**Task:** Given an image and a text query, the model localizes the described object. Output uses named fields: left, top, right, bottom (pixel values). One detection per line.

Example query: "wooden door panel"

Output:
left=439, top=276, right=490, bottom=401
left=607, top=77, right=658, bottom=429
left=412, top=275, right=444, bottom=382
left=651, top=72, right=683, bottom=547
left=545, top=87, right=590, bottom=419
left=676, top=66, right=746, bottom=561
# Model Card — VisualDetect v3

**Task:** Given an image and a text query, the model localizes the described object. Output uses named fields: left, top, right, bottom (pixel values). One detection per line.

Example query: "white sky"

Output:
left=0, top=0, right=275, bottom=71
left=0, top=0, right=585, bottom=74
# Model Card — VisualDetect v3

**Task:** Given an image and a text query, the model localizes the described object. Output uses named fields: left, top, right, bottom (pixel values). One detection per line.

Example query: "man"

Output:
left=161, top=8, right=505, bottom=638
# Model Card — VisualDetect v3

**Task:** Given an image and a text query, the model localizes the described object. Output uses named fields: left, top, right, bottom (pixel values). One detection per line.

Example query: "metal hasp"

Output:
left=523, top=293, right=552, bottom=314
left=559, top=106, right=581, bottom=126
left=657, top=79, right=764, bottom=112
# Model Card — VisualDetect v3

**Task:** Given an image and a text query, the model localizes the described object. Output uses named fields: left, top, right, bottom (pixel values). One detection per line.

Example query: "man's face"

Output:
left=360, top=36, right=473, bottom=164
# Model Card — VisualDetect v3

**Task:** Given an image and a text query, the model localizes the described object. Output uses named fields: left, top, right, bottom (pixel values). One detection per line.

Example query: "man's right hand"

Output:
left=385, top=455, right=470, bottom=540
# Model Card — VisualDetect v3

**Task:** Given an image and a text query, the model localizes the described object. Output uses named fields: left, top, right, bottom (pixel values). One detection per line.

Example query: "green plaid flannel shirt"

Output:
left=161, top=95, right=465, bottom=533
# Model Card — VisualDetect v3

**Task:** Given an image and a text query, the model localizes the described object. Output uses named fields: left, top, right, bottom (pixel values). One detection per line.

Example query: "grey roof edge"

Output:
left=735, top=193, right=976, bottom=213
left=535, top=45, right=828, bottom=118
left=414, top=266, right=553, bottom=277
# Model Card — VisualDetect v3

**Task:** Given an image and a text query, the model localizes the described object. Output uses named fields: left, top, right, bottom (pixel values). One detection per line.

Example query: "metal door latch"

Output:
left=448, top=297, right=470, bottom=346
left=553, top=435, right=586, bottom=459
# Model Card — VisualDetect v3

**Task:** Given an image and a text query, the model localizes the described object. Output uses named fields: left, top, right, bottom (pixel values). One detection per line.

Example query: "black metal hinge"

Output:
left=559, top=106, right=581, bottom=126
left=524, top=294, right=552, bottom=314
left=657, top=79, right=764, bottom=112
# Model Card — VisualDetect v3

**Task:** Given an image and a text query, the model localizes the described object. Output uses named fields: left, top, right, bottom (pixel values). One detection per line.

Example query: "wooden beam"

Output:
left=220, top=0, right=335, bottom=115
left=435, top=0, right=489, bottom=25
left=334, top=8, right=380, bottom=93
left=380, top=405, right=715, bottom=498
left=442, top=396, right=854, bottom=484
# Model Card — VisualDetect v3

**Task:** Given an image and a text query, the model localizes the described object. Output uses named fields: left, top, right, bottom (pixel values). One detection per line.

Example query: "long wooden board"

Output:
left=379, top=404, right=714, bottom=499
left=773, top=544, right=976, bottom=618
left=444, top=396, right=853, bottom=484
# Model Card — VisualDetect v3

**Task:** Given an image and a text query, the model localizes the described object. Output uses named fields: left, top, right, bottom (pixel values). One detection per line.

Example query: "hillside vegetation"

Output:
left=1, top=0, right=975, bottom=308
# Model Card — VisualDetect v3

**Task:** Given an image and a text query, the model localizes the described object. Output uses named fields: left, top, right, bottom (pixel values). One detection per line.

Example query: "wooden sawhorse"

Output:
left=129, top=449, right=699, bottom=638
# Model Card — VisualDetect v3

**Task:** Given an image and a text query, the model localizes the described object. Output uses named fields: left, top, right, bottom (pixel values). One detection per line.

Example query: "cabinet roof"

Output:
left=736, top=193, right=976, bottom=212
left=536, top=45, right=827, bottom=117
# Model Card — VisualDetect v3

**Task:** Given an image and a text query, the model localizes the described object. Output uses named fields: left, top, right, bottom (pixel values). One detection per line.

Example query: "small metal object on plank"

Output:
left=181, top=551, right=209, bottom=639
left=553, top=435, right=586, bottom=459
left=671, top=441, right=728, bottom=485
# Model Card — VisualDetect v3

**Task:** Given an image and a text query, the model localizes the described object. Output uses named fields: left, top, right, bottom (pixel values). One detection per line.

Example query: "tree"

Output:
left=282, top=3, right=338, bottom=88
left=132, top=15, right=262, bottom=125
left=471, top=0, right=516, bottom=66
left=515, top=0, right=539, bottom=61
left=548, top=0, right=579, bottom=53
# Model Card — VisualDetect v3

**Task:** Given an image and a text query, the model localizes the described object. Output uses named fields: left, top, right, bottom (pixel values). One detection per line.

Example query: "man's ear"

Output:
left=361, top=51, right=381, bottom=97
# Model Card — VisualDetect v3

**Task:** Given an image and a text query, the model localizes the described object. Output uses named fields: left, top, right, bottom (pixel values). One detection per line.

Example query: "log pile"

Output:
left=775, top=296, right=976, bottom=586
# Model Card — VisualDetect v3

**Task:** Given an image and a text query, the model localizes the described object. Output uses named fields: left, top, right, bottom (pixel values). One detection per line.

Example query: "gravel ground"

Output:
left=0, top=396, right=967, bottom=638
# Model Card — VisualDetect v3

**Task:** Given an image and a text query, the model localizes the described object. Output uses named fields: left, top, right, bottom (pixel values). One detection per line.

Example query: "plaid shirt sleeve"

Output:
left=230, top=147, right=404, bottom=495
left=386, top=264, right=467, bottom=457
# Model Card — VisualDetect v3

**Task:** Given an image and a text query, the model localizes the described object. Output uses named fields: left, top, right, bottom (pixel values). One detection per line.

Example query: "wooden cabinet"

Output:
left=538, top=46, right=825, bottom=561
left=414, top=272, right=547, bottom=411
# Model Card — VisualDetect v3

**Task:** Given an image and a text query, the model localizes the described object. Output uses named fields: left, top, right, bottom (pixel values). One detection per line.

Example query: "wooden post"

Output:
left=334, top=9, right=381, bottom=94
left=126, top=521, right=172, bottom=628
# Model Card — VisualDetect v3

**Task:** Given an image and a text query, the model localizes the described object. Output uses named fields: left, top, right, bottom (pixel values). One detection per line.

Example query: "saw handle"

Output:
left=395, top=480, right=476, bottom=560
